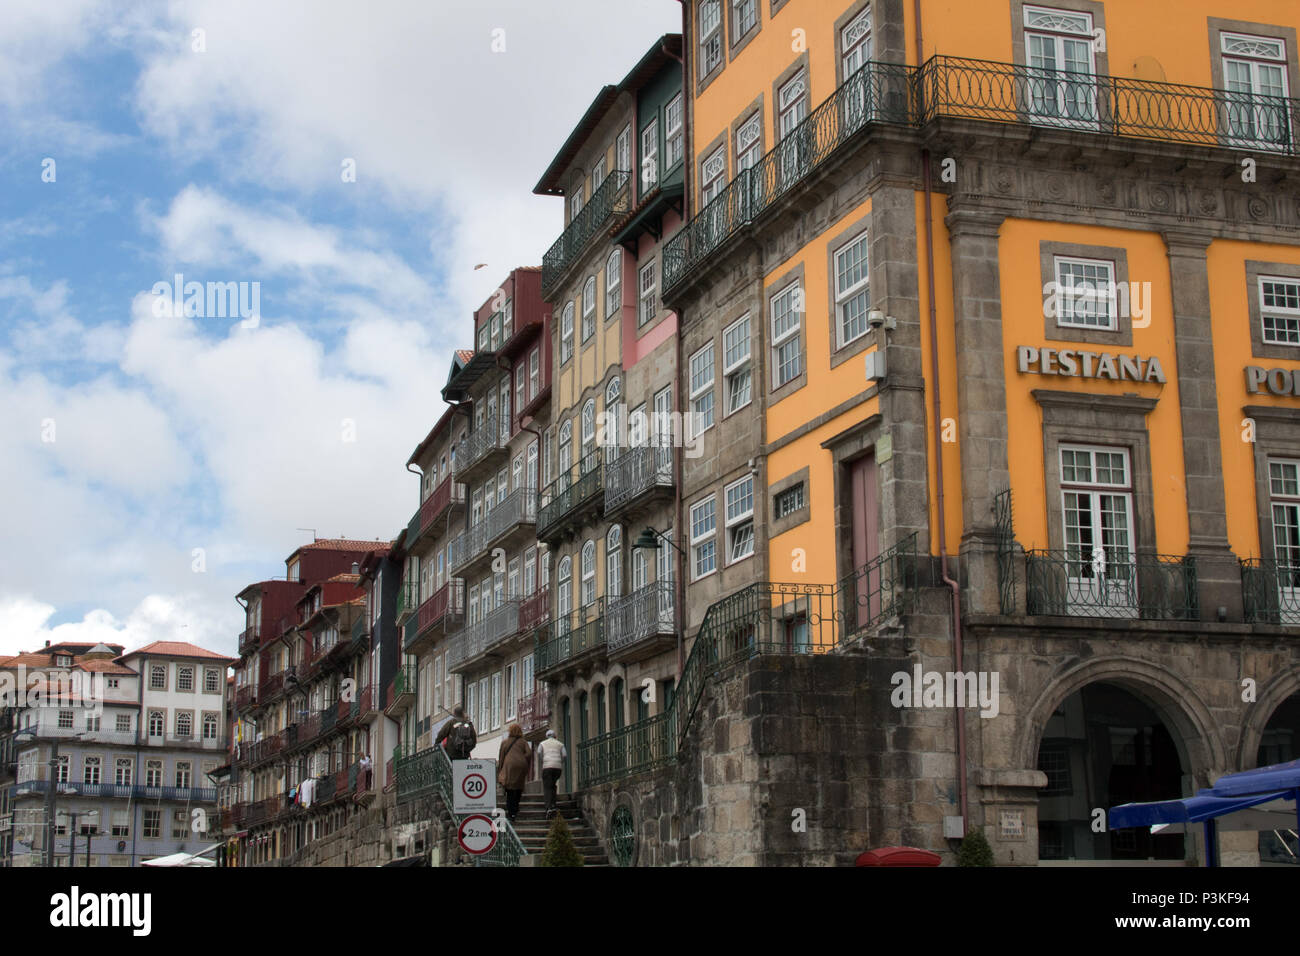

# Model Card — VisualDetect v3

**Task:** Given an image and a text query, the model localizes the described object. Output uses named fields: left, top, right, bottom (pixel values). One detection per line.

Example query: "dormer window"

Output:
left=56, top=655, right=72, bottom=667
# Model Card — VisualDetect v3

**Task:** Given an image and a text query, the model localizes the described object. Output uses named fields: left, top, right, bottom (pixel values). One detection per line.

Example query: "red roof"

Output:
left=297, top=538, right=391, bottom=553
left=120, top=641, right=237, bottom=663
left=76, top=659, right=137, bottom=675
left=455, top=349, right=475, bottom=363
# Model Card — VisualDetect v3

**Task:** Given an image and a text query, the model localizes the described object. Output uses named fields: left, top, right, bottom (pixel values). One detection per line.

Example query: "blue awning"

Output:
left=1209, top=758, right=1300, bottom=798
left=1110, top=790, right=1294, bottom=832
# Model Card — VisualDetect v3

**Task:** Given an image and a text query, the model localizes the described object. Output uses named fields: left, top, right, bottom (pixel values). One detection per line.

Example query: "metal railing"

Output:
left=406, top=580, right=465, bottom=650
left=534, top=600, right=607, bottom=676
left=663, top=60, right=917, bottom=292
left=1241, top=559, right=1300, bottom=624
left=604, top=444, right=674, bottom=515
left=410, top=475, right=465, bottom=547
left=518, top=688, right=551, bottom=736
left=920, top=55, right=1298, bottom=155
left=541, top=170, right=632, bottom=295
left=580, top=534, right=918, bottom=787
left=537, top=452, right=603, bottom=539
left=453, top=425, right=509, bottom=479
left=519, top=586, right=551, bottom=631
left=606, top=581, right=675, bottom=655
left=448, top=600, right=521, bottom=672
left=449, top=486, right=537, bottom=574
left=13, top=779, right=219, bottom=802
left=395, top=744, right=527, bottom=866
left=1025, top=549, right=1197, bottom=620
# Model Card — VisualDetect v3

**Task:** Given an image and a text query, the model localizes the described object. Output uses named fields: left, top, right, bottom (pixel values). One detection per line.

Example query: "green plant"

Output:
left=540, top=814, right=584, bottom=867
left=957, top=827, right=994, bottom=867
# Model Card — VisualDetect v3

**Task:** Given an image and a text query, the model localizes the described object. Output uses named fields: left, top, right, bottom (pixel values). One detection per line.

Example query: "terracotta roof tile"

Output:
left=120, top=641, right=237, bottom=663
left=455, top=349, right=475, bottom=363
left=75, top=660, right=137, bottom=675
left=299, top=538, right=390, bottom=553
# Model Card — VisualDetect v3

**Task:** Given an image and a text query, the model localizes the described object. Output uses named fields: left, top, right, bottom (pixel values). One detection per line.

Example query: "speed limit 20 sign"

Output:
left=452, top=758, right=496, bottom=813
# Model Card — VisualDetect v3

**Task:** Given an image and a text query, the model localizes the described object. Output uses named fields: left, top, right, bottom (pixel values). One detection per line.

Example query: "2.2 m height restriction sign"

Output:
left=457, top=814, right=498, bottom=856
left=452, top=758, right=496, bottom=813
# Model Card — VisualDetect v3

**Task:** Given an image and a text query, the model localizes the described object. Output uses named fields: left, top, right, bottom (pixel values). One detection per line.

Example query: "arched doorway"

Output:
left=1256, top=691, right=1300, bottom=864
left=1036, top=682, right=1185, bottom=861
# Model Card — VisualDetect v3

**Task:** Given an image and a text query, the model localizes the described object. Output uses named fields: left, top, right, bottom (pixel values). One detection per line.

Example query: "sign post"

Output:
left=452, top=758, right=497, bottom=814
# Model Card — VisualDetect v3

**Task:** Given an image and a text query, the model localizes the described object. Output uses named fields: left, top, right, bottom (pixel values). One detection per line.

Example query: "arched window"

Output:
left=557, top=556, right=573, bottom=624
left=605, top=377, right=622, bottom=462
left=581, top=540, right=596, bottom=607
left=581, top=400, right=596, bottom=465
left=606, top=525, right=623, bottom=600
left=561, top=301, right=575, bottom=362
left=582, top=276, right=597, bottom=341
left=558, top=420, right=573, bottom=475
left=606, top=249, right=622, bottom=316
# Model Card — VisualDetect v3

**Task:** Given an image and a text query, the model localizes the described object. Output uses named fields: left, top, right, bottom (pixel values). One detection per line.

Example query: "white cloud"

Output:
left=0, top=594, right=234, bottom=659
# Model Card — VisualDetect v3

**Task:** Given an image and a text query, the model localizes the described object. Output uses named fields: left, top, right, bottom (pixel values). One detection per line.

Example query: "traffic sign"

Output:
left=452, top=758, right=496, bottom=813
left=457, top=814, right=498, bottom=855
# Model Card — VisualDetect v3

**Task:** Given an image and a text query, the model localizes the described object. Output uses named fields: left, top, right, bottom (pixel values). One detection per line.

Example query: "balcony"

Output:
left=606, top=581, right=676, bottom=662
left=541, top=169, right=632, bottom=296
left=258, top=671, right=284, bottom=699
left=396, top=575, right=418, bottom=623
left=518, top=688, right=551, bottom=736
left=407, top=475, right=466, bottom=551
left=239, top=625, right=260, bottom=656
left=404, top=579, right=466, bottom=654
left=453, top=423, right=509, bottom=483
left=448, top=600, right=522, bottom=674
left=357, top=683, right=377, bottom=720
left=536, top=453, right=603, bottom=542
left=234, top=685, right=258, bottom=712
left=448, top=486, right=537, bottom=576
left=350, top=613, right=369, bottom=651
left=14, top=780, right=218, bottom=802
left=385, top=665, right=417, bottom=715
left=498, top=305, right=545, bottom=362
left=603, top=445, right=674, bottom=518
left=1025, top=550, right=1198, bottom=621
left=1241, top=559, right=1300, bottom=625
left=534, top=601, right=606, bottom=679
left=519, top=586, right=550, bottom=632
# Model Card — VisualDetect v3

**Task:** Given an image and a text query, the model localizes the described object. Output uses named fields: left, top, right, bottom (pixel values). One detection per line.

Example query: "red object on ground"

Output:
left=855, top=846, right=942, bottom=867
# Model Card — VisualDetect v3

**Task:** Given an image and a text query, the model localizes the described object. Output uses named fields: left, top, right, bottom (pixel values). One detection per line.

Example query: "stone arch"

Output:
left=1017, top=655, right=1227, bottom=789
left=1237, top=670, right=1300, bottom=770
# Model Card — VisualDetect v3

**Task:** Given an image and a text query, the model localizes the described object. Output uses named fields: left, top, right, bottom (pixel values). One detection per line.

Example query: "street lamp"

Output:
left=631, top=526, right=686, bottom=556
left=630, top=528, right=687, bottom=676
left=13, top=728, right=85, bottom=867
left=63, top=809, right=98, bottom=867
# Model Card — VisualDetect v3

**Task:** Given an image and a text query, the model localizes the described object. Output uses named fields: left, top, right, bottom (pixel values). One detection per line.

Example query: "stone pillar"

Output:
left=1163, top=231, right=1243, bottom=622
left=946, top=207, right=1012, bottom=614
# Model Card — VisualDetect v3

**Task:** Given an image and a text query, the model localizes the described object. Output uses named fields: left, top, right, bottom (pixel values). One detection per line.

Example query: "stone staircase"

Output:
left=500, top=792, right=609, bottom=866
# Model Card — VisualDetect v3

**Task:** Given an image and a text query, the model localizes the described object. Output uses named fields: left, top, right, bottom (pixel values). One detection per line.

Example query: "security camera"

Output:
left=867, top=310, right=886, bottom=328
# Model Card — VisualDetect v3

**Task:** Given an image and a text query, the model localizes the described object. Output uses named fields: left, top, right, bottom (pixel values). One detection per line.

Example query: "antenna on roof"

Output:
left=296, top=528, right=317, bottom=541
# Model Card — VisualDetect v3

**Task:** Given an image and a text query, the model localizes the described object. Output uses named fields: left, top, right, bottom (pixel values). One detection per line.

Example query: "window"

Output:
left=107, top=677, right=119, bottom=689
left=58, top=710, right=73, bottom=729
left=777, top=69, right=808, bottom=139
left=570, top=183, right=584, bottom=221
left=491, top=673, right=502, bottom=730
left=559, top=420, right=573, bottom=474
left=771, top=281, right=803, bottom=387
left=516, top=364, right=526, bottom=416
left=616, top=125, right=631, bottom=172
left=691, top=497, right=718, bottom=579
left=145, top=759, right=162, bottom=788
left=1055, top=256, right=1116, bottom=329
left=561, top=302, right=575, bottom=362
left=176, top=760, right=192, bottom=789
left=665, top=93, right=684, bottom=167
left=143, top=809, right=161, bottom=840
left=505, top=663, right=518, bottom=720
left=150, top=665, right=166, bottom=690
left=736, top=112, right=761, bottom=171
left=1260, top=277, right=1300, bottom=345
left=592, top=156, right=607, bottom=191
left=723, top=314, right=752, bottom=413
left=1060, top=444, right=1136, bottom=615
left=607, top=525, right=623, bottom=599
left=524, top=547, right=538, bottom=596
left=1023, top=5, right=1098, bottom=128
left=558, top=557, right=573, bottom=624
left=175, top=711, right=192, bottom=738
left=582, top=400, right=597, bottom=462
left=466, top=681, right=477, bottom=729
left=605, top=378, right=622, bottom=463
left=115, top=713, right=132, bottom=734
left=479, top=676, right=490, bottom=728
left=177, top=666, right=193, bottom=691
left=841, top=7, right=872, bottom=77
left=527, top=441, right=538, bottom=491
left=582, top=276, right=597, bottom=341
left=702, top=146, right=726, bottom=206
left=172, top=810, right=188, bottom=840
left=581, top=540, right=597, bottom=607
left=775, top=482, right=806, bottom=518
left=478, top=322, right=490, bottom=352
left=700, top=0, right=722, bottom=75
left=148, top=711, right=163, bottom=737
left=204, top=669, right=220, bottom=693
left=639, top=260, right=657, bottom=327
left=690, top=342, right=716, bottom=434
left=85, top=714, right=100, bottom=732
left=725, top=476, right=755, bottom=563
left=529, top=347, right=540, bottom=398
left=605, top=249, right=622, bottom=316
left=657, top=529, right=674, bottom=588
left=111, top=810, right=130, bottom=838
left=1222, top=32, right=1291, bottom=147
left=83, top=755, right=101, bottom=785
left=641, top=116, right=659, bottom=189
left=55, top=754, right=69, bottom=784
left=203, top=714, right=218, bottom=740
left=1269, top=460, right=1300, bottom=617
left=733, top=0, right=757, bottom=40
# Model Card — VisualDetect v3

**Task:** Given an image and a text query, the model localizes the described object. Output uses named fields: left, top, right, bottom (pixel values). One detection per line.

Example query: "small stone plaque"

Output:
left=875, top=433, right=893, bottom=464
left=999, top=809, right=1025, bottom=840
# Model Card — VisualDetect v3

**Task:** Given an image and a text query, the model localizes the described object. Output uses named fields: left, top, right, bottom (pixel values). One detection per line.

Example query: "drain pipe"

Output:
left=914, top=0, right=967, bottom=836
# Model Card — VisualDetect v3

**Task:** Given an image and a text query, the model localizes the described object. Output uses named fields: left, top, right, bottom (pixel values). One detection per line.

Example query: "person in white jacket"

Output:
left=536, top=730, right=567, bottom=817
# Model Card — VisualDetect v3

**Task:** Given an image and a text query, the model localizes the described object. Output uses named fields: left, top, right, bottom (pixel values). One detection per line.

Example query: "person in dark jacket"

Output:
left=496, top=723, right=532, bottom=822
left=436, top=705, right=477, bottom=759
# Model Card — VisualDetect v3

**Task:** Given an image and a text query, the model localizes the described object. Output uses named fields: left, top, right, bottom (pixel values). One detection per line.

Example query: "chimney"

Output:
left=351, top=562, right=360, bottom=574
left=45, top=640, right=51, bottom=647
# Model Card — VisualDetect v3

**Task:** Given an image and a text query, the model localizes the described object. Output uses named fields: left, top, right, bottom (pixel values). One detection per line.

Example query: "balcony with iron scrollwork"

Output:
left=385, top=664, right=417, bottom=716
left=404, top=578, right=466, bottom=654
left=1025, top=549, right=1197, bottom=621
left=447, top=599, right=522, bottom=674
left=541, top=169, right=632, bottom=296
left=534, top=600, right=606, bottom=680
left=519, top=586, right=550, bottom=632
left=238, top=624, right=260, bottom=656
left=453, top=422, right=509, bottom=484
left=448, top=486, right=537, bottom=577
left=606, top=581, right=676, bottom=663
left=536, top=452, right=603, bottom=543
left=406, top=474, right=466, bottom=552
left=1240, top=559, right=1300, bottom=625
left=603, top=444, right=674, bottom=519
left=518, top=687, right=551, bottom=737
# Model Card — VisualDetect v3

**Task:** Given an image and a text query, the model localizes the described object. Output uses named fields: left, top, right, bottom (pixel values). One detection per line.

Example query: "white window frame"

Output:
left=1221, top=32, right=1291, bottom=149
left=690, top=496, right=718, bottom=580
left=770, top=280, right=803, bottom=388
left=561, top=301, right=575, bottom=363
left=702, top=145, right=727, bottom=206
left=690, top=341, right=716, bottom=435
left=582, top=276, right=597, bottom=341
left=723, top=313, right=752, bottom=414
left=834, top=230, right=871, bottom=348
left=665, top=93, right=684, bottom=168
left=581, top=539, right=597, bottom=607
left=725, top=475, right=755, bottom=564
left=606, top=249, right=622, bottom=317
left=641, top=116, right=660, bottom=190
left=733, top=0, right=757, bottom=41
left=529, top=347, right=540, bottom=398
left=700, top=0, right=723, bottom=75
left=841, top=7, right=872, bottom=78
left=606, top=525, right=623, bottom=600
left=639, top=260, right=657, bottom=327
left=1054, top=255, right=1118, bottom=330
left=1023, top=5, right=1099, bottom=131
left=616, top=125, right=632, bottom=172
left=1059, top=443, right=1137, bottom=617
left=1260, top=275, right=1300, bottom=346
left=736, top=112, right=761, bottom=172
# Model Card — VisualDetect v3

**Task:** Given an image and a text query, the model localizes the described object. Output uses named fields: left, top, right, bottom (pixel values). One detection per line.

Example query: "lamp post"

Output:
left=14, top=729, right=84, bottom=867
left=64, top=809, right=97, bottom=867
left=631, top=527, right=688, bottom=675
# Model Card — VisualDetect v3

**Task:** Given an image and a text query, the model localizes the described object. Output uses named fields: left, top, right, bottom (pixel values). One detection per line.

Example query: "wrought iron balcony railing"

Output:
left=405, top=579, right=465, bottom=651
left=1240, top=559, right=1300, bottom=625
left=662, top=60, right=916, bottom=294
left=919, top=55, right=1299, bottom=155
left=408, top=475, right=466, bottom=549
left=453, top=424, right=509, bottom=480
left=541, top=170, right=632, bottom=295
left=1025, top=549, right=1197, bottom=620
left=603, top=444, right=674, bottom=515
left=396, top=574, right=418, bottom=622
left=519, top=586, right=550, bottom=632
left=606, top=581, right=675, bottom=656
left=537, top=452, right=603, bottom=540
left=518, top=688, right=550, bottom=736
left=448, top=600, right=521, bottom=673
left=534, top=600, right=606, bottom=676
left=15, top=780, right=218, bottom=802
left=448, top=486, right=537, bottom=574
left=238, top=624, right=260, bottom=655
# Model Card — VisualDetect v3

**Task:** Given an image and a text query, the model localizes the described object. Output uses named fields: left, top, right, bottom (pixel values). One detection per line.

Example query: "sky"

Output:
left=0, top=0, right=682, bottom=658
